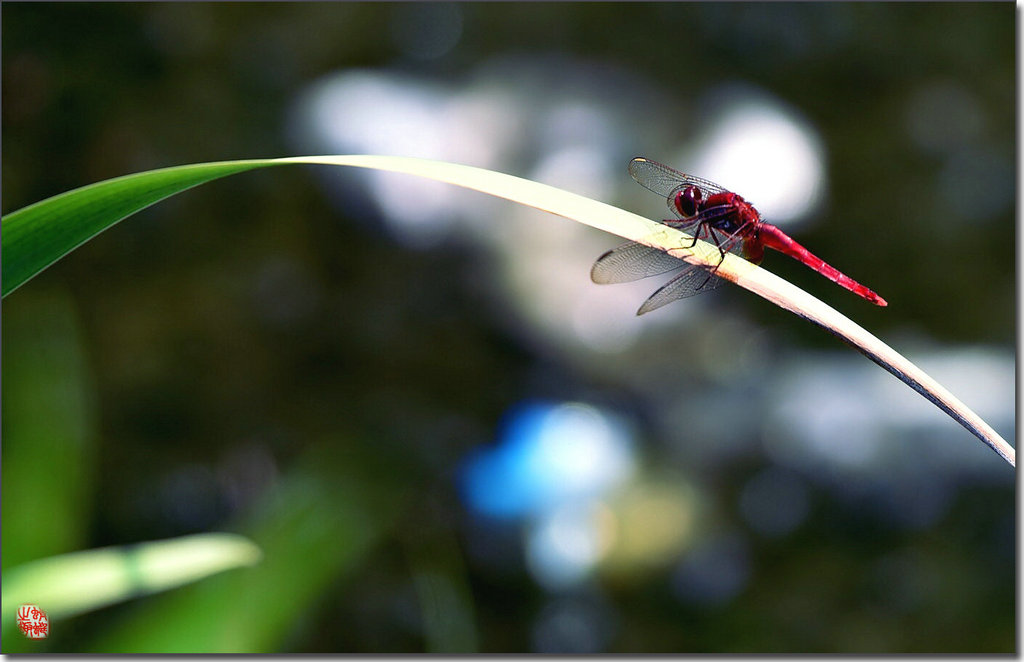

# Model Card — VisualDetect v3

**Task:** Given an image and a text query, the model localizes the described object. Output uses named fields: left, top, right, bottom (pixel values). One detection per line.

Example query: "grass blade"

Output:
left=2, top=160, right=275, bottom=297
left=1, top=155, right=1012, bottom=465
left=2, top=533, right=261, bottom=624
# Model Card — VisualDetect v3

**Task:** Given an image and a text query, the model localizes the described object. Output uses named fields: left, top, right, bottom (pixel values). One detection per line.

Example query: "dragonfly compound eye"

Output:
left=675, top=186, right=703, bottom=217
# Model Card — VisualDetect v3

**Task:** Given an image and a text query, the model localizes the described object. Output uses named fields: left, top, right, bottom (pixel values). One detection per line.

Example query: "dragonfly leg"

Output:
left=686, top=222, right=717, bottom=251
left=693, top=229, right=725, bottom=287
left=708, top=229, right=728, bottom=261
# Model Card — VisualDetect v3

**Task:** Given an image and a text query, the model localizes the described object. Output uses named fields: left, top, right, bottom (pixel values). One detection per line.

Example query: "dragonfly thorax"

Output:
left=703, top=191, right=760, bottom=234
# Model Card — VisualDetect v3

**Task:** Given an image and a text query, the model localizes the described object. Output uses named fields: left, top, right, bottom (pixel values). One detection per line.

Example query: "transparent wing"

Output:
left=636, top=264, right=723, bottom=315
left=628, top=157, right=727, bottom=217
left=592, top=213, right=746, bottom=285
left=591, top=242, right=689, bottom=284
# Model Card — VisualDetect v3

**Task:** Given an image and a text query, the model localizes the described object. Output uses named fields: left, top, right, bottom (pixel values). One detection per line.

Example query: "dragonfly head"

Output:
left=673, top=185, right=703, bottom=217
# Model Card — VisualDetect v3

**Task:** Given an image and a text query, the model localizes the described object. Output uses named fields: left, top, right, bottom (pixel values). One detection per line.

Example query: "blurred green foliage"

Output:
left=2, top=290, right=96, bottom=570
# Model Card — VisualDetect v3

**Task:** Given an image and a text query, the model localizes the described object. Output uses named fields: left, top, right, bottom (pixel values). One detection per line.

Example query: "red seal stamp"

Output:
left=16, top=604, right=49, bottom=639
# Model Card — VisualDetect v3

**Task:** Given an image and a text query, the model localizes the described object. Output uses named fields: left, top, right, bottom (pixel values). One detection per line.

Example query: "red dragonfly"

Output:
left=592, top=157, right=888, bottom=315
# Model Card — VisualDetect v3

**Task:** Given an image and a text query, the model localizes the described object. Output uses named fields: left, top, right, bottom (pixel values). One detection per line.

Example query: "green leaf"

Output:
left=2, top=160, right=275, bottom=297
left=2, top=290, right=96, bottom=571
left=1, top=155, right=1012, bottom=466
left=2, top=533, right=261, bottom=625
left=84, top=443, right=409, bottom=653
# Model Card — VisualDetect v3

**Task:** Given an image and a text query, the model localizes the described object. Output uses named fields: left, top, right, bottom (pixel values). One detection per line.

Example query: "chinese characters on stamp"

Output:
left=16, top=604, right=49, bottom=639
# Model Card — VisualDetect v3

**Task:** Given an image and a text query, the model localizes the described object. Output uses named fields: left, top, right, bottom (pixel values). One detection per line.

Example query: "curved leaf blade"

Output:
left=2, top=533, right=261, bottom=624
left=0, top=155, right=1012, bottom=466
left=2, top=160, right=275, bottom=297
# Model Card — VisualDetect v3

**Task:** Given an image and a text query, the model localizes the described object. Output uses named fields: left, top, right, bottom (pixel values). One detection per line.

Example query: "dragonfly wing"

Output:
left=628, top=157, right=727, bottom=201
left=636, top=264, right=723, bottom=315
left=591, top=241, right=688, bottom=284
left=592, top=215, right=741, bottom=284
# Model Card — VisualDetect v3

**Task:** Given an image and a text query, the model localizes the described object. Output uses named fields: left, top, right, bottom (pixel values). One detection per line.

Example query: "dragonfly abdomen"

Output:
left=759, top=224, right=887, bottom=307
